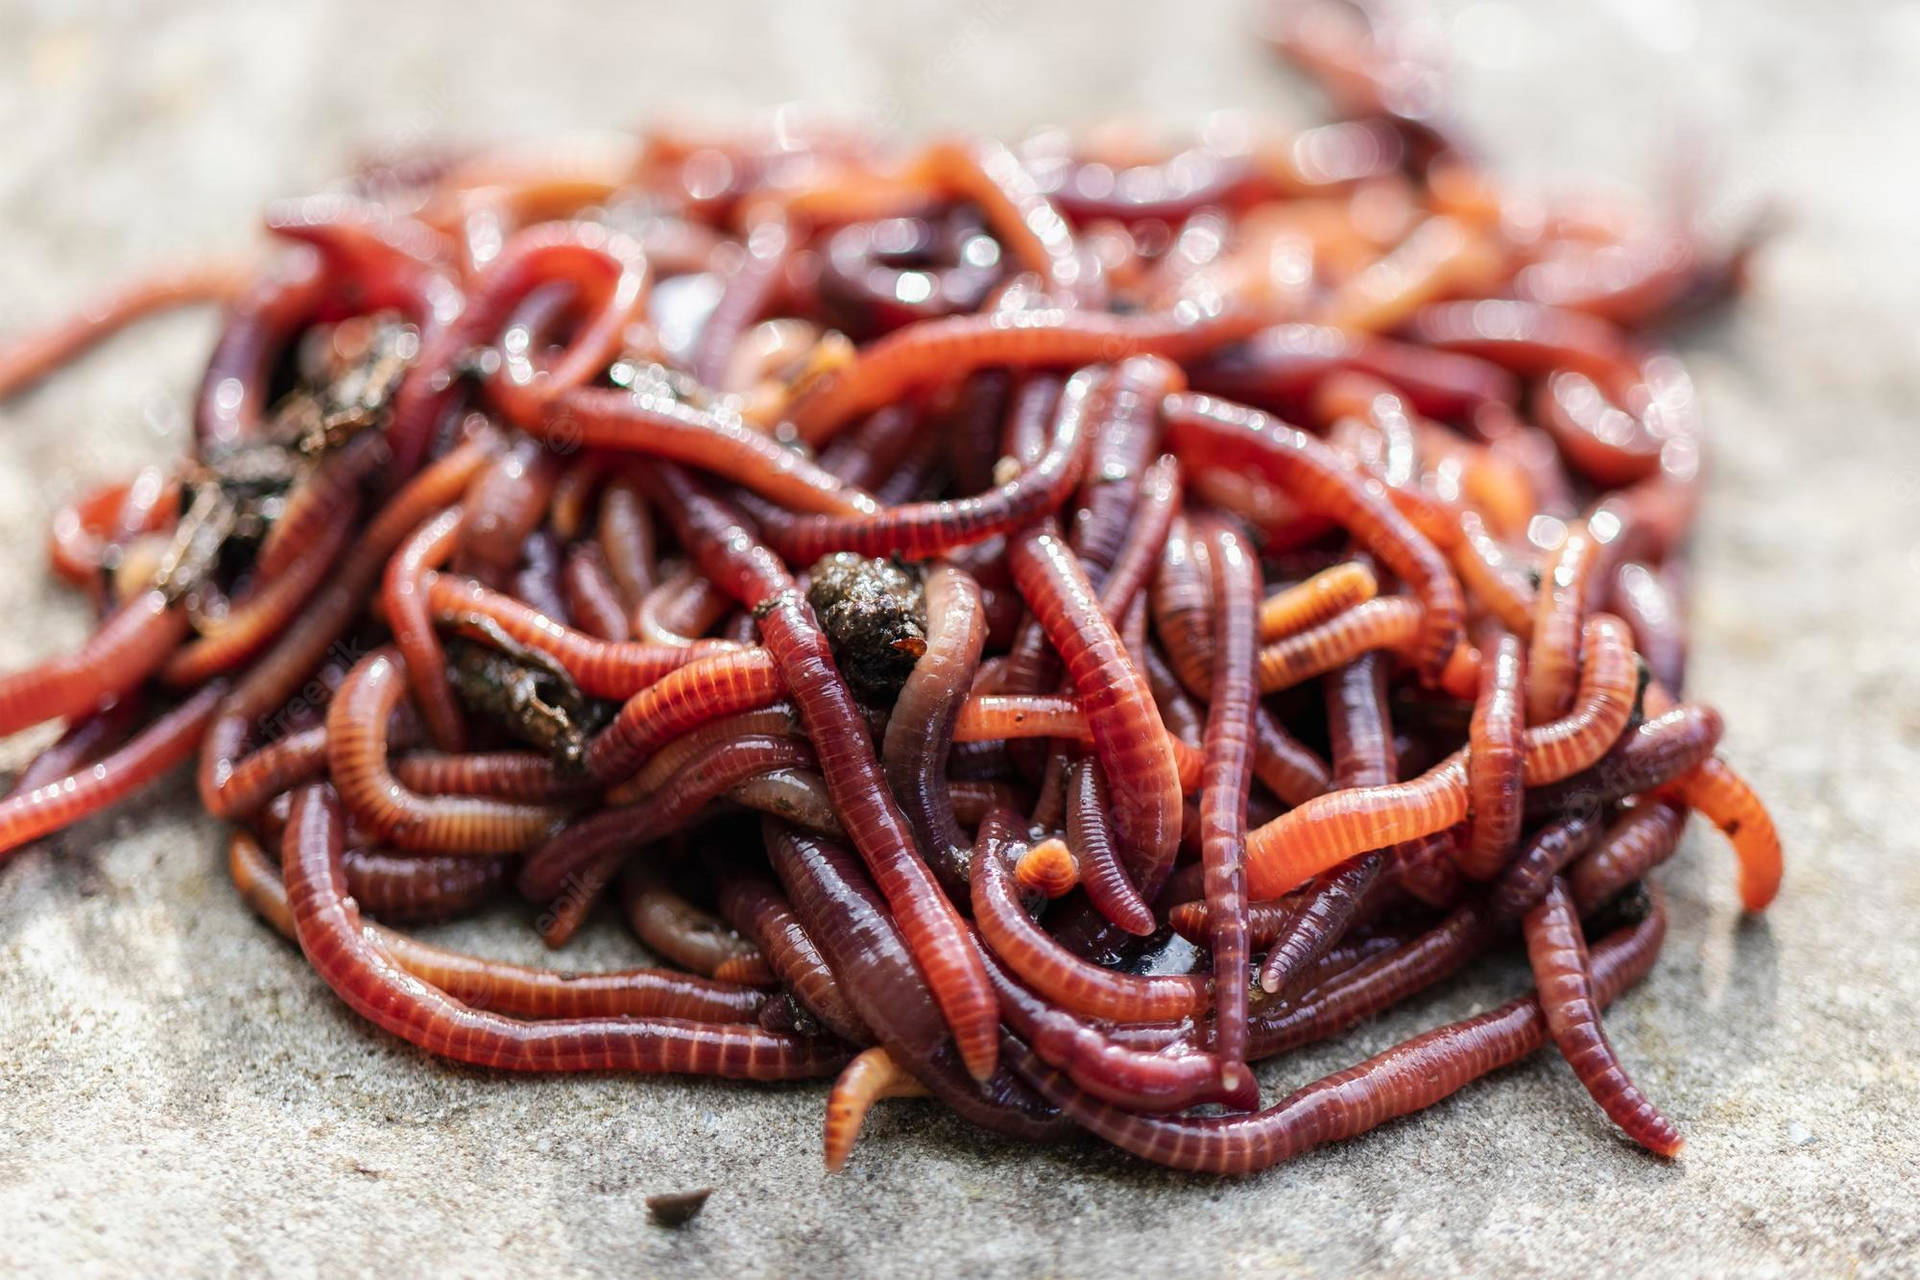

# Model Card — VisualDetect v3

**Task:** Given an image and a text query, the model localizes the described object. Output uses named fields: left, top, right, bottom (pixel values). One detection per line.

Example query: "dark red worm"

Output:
left=281, top=784, right=842, bottom=1076
left=1015, top=895, right=1668, bottom=1173
left=1255, top=654, right=1393, bottom=995
left=1196, top=518, right=1259, bottom=1065
left=0, top=19, right=1782, bottom=1175
left=1523, top=878, right=1685, bottom=1157
left=641, top=464, right=1001, bottom=1081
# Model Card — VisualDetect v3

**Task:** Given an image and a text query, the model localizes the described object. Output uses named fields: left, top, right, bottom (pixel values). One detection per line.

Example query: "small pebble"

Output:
left=646, top=1187, right=715, bottom=1228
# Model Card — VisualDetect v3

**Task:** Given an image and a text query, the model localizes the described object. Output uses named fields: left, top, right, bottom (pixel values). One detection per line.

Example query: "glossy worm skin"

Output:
left=0, top=590, right=187, bottom=737
left=1568, top=802, right=1689, bottom=914
left=1248, top=615, right=1655, bottom=898
left=644, top=465, right=1001, bottom=1081
left=1523, top=878, right=1685, bottom=1157
left=327, top=650, right=573, bottom=855
left=1197, top=519, right=1259, bottom=1064
left=384, top=505, right=470, bottom=751
left=0, top=683, right=224, bottom=861
left=0, top=24, right=1785, bottom=1174
left=281, top=785, right=843, bottom=1077
left=822, top=1047, right=930, bottom=1174
left=880, top=563, right=986, bottom=894
left=765, top=819, right=1067, bottom=1144
left=1018, top=898, right=1668, bottom=1174
left=715, top=868, right=873, bottom=1045
left=1461, top=632, right=1526, bottom=878
left=0, top=259, right=247, bottom=398
left=973, top=809, right=1209, bottom=1023
left=1009, top=525, right=1182, bottom=894
left=1066, top=760, right=1155, bottom=936
left=1257, top=653, right=1394, bottom=994
left=786, top=304, right=1263, bottom=446
left=342, top=849, right=512, bottom=923
left=1163, top=392, right=1464, bottom=681
left=1258, top=561, right=1378, bottom=641
left=758, top=366, right=1096, bottom=561
left=231, top=831, right=762, bottom=1022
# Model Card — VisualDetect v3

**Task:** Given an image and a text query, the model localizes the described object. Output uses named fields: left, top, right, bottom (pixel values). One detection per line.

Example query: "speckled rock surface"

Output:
left=1, top=2, right=1915, bottom=1276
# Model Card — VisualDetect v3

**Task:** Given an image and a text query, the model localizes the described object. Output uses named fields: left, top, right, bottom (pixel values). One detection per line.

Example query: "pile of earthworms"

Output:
left=0, top=1, right=1780, bottom=1174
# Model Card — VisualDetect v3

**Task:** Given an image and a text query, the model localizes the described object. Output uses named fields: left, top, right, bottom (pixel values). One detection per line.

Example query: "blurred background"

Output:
left=1, top=2, right=1916, bottom=1276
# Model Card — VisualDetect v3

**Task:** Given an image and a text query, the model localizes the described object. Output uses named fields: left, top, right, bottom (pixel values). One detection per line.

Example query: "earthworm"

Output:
left=341, top=849, right=513, bottom=923
left=1256, top=654, right=1394, bottom=994
left=1164, top=392, right=1464, bottom=681
left=1010, top=525, right=1182, bottom=895
left=384, top=506, right=470, bottom=750
left=822, top=1047, right=932, bottom=1174
left=1018, top=895, right=1667, bottom=1173
left=1523, top=878, right=1684, bottom=1156
left=714, top=866, right=874, bottom=1045
left=1567, top=802, right=1690, bottom=914
left=0, top=20, right=1783, bottom=1173
left=326, top=649, right=573, bottom=854
left=1196, top=518, right=1260, bottom=1063
left=972, top=809, right=1209, bottom=1023
left=618, top=864, right=774, bottom=982
left=0, top=682, right=224, bottom=861
left=231, top=830, right=758, bottom=1020
left=881, top=563, right=987, bottom=893
left=1066, top=759, right=1155, bottom=936
left=1460, top=631, right=1526, bottom=878
left=643, top=465, right=1001, bottom=1081
left=0, top=590, right=186, bottom=736
left=281, top=784, right=843, bottom=1077
left=0, top=259, right=249, bottom=399
left=1258, top=561, right=1378, bottom=641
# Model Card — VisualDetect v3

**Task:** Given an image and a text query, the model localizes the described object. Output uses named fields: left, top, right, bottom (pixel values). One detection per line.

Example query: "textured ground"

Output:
left=1, top=2, right=1916, bottom=1276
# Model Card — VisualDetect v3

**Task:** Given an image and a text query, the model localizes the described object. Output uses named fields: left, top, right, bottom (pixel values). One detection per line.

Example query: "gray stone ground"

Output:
left=0, top=2, right=1916, bottom=1276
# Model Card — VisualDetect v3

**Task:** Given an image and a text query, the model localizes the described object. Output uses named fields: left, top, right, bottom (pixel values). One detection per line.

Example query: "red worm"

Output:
left=715, top=867, right=874, bottom=1045
left=1162, top=392, right=1464, bottom=681
left=757, top=365, right=1098, bottom=560
left=1523, top=878, right=1685, bottom=1156
left=458, top=437, right=563, bottom=579
left=1066, top=760, right=1155, bottom=936
left=1567, top=801, right=1689, bottom=914
left=280, top=784, right=843, bottom=1077
left=1528, top=519, right=1610, bottom=723
left=326, top=650, right=572, bottom=854
left=0, top=590, right=187, bottom=736
left=0, top=259, right=249, bottom=400
left=1009, top=525, right=1182, bottom=895
left=1257, top=653, right=1394, bottom=994
left=561, top=543, right=631, bottom=642
left=619, top=865, right=773, bottom=981
left=881, top=563, right=987, bottom=894
left=1249, top=615, right=1646, bottom=897
left=786, top=303, right=1263, bottom=446
left=983, top=947, right=1258, bottom=1115
left=343, top=849, right=512, bottom=923
left=596, top=479, right=657, bottom=605
left=1460, top=631, right=1526, bottom=878
left=628, top=464, right=1002, bottom=1080
left=382, top=506, right=469, bottom=750
left=424, top=572, right=737, bottom=700
left=0, top=683, right=225, bottom=861
left=1017, top=897, right=1667, bottom=1173
left=585, top=648, right=783, bottom=783
left=520, top=733, right=815, bottom=901
left=972, top=809, right=1209, bottom=1023
left=1196, top=518, right=1259, bottom=1064
left=231, top=831, right=759, bottom=1021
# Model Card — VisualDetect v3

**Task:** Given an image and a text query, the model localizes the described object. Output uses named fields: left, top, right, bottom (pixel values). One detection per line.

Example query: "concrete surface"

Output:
left=1, top=2, right=1916, bottom=1276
